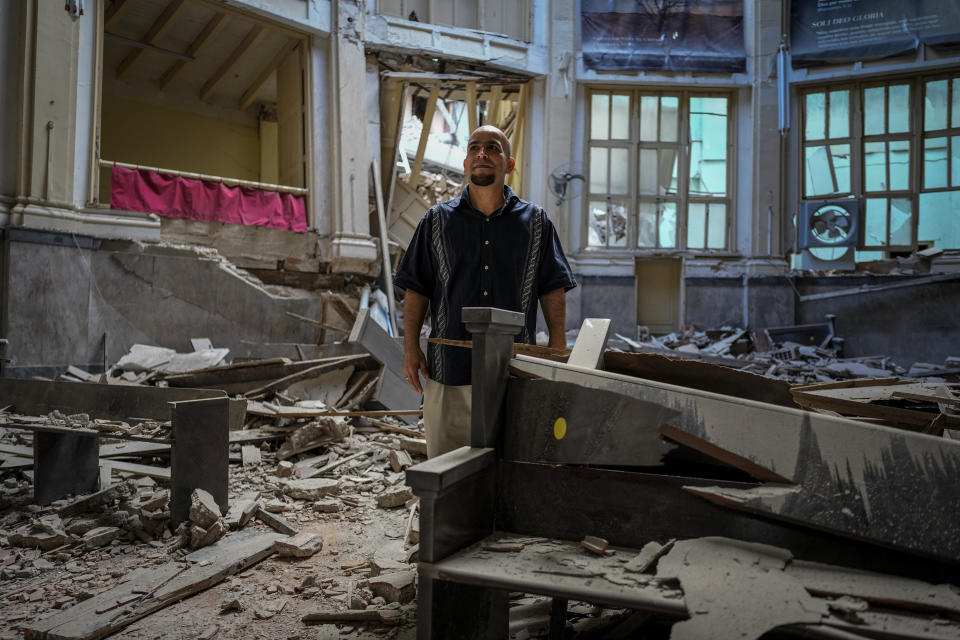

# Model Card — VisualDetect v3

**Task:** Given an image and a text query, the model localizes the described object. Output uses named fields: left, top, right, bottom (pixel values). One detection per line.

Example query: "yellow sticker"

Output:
left=553, top=417, right=567, bottom=440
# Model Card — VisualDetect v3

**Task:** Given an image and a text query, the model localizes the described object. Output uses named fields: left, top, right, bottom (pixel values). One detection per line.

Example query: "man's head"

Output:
left=463, top=125, right=514, bottom=188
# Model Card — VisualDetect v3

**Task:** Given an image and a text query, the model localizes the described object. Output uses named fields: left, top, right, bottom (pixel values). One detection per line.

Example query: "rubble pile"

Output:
left=617, top=326, right=959, bottom=385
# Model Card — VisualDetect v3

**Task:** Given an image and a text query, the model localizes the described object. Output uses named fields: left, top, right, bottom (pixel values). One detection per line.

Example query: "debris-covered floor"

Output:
left=1, top=311, right=958, bottom=640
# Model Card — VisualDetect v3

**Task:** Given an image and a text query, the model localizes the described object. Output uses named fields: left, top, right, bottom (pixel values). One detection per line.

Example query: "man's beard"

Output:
left=470, top=173, right=496, bottom=187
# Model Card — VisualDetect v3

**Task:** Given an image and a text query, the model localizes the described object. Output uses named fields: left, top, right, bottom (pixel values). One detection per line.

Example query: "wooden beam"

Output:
left=104, top=0, right=135, bottom=30
left=239, top=37, right=301, bottom=110
left=199, top=24, right=265, bottom=102
left=159, top=11, right=228, bottom=91
left=409, top=85, right=439, bottom=186
left=487, top=85, right=503, bottom=127
left=465, top=81, right=478, bottom=134
left=116, top=0, right=189, bottom=79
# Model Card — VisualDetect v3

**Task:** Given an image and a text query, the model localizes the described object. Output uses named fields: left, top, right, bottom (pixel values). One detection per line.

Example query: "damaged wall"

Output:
left=4, top=228, right=325, bottom=378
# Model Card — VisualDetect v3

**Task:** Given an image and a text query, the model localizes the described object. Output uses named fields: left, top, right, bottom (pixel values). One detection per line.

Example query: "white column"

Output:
left=325, top=0, right=377, bottom=274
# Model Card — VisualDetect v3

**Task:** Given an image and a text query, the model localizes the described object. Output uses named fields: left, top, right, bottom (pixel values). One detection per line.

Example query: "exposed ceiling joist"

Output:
left=200, top=24, right=266, bottom=102
left=116, top=0, right=189, bottom=79
left=239, top=37, right=301, bottom=111
left=104, top=0, right=135, bottom=30
left=105, top=31, right=193, bottom=62
left=159, top=11, right=228, bottom=91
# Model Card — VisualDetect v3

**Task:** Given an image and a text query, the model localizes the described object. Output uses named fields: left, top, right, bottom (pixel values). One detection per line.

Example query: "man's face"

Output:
left=463, top=129, right=514, bottom=188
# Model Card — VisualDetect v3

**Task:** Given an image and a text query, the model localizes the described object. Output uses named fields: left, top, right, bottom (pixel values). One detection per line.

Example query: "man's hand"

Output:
left=403, top=345, right=429, bottom=394
left=401, top=289, right=431, bottom=395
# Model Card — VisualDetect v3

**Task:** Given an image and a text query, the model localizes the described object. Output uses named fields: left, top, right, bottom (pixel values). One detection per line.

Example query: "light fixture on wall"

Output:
left=777, top=41, right=790, bottom=135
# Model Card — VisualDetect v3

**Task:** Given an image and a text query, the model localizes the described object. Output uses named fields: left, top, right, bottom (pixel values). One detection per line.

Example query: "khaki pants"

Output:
left=422, top=378, right=472, bottom=458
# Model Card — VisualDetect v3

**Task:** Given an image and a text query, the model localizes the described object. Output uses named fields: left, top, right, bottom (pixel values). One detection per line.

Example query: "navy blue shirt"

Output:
left=394, top=186, right=577, bottom=386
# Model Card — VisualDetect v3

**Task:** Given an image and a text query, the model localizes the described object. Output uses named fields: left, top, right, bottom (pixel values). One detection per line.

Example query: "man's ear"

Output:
left=506, top=157, right=516, bottom=174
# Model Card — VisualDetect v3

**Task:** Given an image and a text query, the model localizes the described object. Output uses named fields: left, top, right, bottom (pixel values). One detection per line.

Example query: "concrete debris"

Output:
left=82, top=526, right=121, bottom=549
left=281, top=478, right=341, bottom=500
left=376, top=486, right=414, bottom=508
left=369, top=570, right=417, bottom=604
left=189, top=489, right=222, bottom=529
left=274, top=531, right=324, bottom=558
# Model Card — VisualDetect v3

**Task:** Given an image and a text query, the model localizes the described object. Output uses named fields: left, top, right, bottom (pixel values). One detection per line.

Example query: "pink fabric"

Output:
left=110, top=165, right=307, bottom=232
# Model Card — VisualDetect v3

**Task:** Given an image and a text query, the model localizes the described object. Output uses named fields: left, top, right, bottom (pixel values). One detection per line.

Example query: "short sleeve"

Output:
left=536, top=211, right=578, bottom=294
left=393, top=208, right=436, bottom=298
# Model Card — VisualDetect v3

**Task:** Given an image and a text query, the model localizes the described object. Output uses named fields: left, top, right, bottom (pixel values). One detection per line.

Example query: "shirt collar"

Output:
left=457, top=185, right=520, bottom=217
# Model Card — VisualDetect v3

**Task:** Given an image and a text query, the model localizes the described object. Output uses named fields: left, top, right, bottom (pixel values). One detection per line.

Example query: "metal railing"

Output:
left=98, top=159, right=308, bottom=196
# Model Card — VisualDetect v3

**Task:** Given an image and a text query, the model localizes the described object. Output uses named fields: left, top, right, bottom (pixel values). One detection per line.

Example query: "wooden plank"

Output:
left=0, top=443, right=32, bottom=457
left=249, top=406, right=421, bottom=419
left=566, top=318, right=609, bottom=369
left=239, top=37, right=300, bottom=110
left=603, top=350, right=797, bottom=408
left=243, top=354, right=369, bottom=400
left=99, top=441, right=170, bottom=458
left=409, top=86, right=439, bottom=186
left=348, top=308, right=421, bottom=424
left=430, top=338, right=569, bottom=363
left=465, top=81, right=478, bottom=134
left=424, top=534, right=687, bottom=617
left=792, top=380, right=959, bottom=429
left=116, top=0, right=188, bottom=79
left=104, top=0, right=135, bottom=29
left=23, top=532, right=280, bottom=640
left=785, top=559, right=960, bottom=618
left=159, top=11, right=228, bottom=90
left=106, top=460, right=171, bottom=481
left=510, top=355, right=960, bottom=563
left=372, top=159, right=398, bottom=335
left=228, top=428, right=286, bottom=444
left=199, top=25, right=265, bottom=102
left=326, top=293, right=358, bottom=326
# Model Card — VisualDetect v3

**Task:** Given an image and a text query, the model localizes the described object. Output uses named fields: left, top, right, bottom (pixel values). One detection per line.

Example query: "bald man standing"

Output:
left=393, top=125, right=577, bottom=458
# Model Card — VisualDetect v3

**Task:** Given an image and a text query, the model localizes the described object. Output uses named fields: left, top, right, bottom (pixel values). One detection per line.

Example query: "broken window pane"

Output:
left=638, top=148, right=658, bottom=195
left=832, top=144, right=851, bottom=192
left=609, top=148, right=629, bottom=194
left=863, top=87, right=885, bottom=135
left=829, top=90, right=849, bottom=138
left=591, top=94, right=610, bottom=140
left=889, top=84, right=910, bottom=134
left=864, top=197, right=888, bottom=245
left=925, top=79, right=948, bottom=131
left=708, top=202, right=727, bottom=249
left=661, top=149, right=679, bottom=195
left=919, top=191, right=960, bottom=248
left=661, top=96, right=679, bottom=142
left=805, top=92, right=826, bottom=140
left=638, top=200, right=657, bottom=247
left=590, top=147, right=608, bottom=193
left=610, top=201, right=628, bottom=247
left=889, top=140, right=910, bottom=190
left=804, top=144, right=849, bottom=195
left=688, top=202, right=706, bottom=249
left=640, top=96, right=659, bottom=142
left=611, top=94, right=630, bottom=139
left=864, top=141, right=887, bottom=191
left=588, top=200, right=606, bottom=246
left=924, top=136, right=948, bottom=188
left=660, top=201, right=677, bottom=248
left=889, top=197, right=912, bottom=245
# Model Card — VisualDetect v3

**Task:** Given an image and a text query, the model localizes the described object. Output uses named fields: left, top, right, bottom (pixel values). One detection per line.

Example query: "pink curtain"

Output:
left=110, top=165, right=308, bottom=233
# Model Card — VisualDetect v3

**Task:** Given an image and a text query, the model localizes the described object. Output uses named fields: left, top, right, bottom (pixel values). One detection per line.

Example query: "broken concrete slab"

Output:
left=254, top=506, right=298, bottom=535
left=240, top=445, right=261, bottom=466
left=189, top=489, right=222, bottom=529
left=82, top=526, right=121, bottom=549
left=368, top=570, right=417, bottom=604
left=376, top=486, right=413, bottom=508
left=281, top=478, right=341, bottom=500
left=224, top=491, right=260, bottom=529
left=274, top=531, right=324, bottom=558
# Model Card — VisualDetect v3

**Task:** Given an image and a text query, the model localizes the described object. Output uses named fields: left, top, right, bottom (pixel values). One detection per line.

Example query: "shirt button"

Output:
left=484, top=240, right=490, bottom=245
left=485, top=218, right=490, bottom=223
left=484, top=265, right=489, bottom=270
left=483, top=290, right=488, bottom=296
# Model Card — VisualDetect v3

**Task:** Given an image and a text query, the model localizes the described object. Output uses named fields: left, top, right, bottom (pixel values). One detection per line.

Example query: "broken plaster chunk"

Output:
left=623, top=539, right=675, bottom=574
left=313, top=499, right=341, bottom=513
left=388, top=449, right=413, bottom=472
left=190, top=519, right=227, bottom=549
left=241, top=445, right=262, bottom=466
left=282, top=478, right=341, bottom=501
left=376, top=486, right=414, bottom=509
left=83, top=526, right=121, bottom=549
left=275, top=461, right=295, bottom=477
left=189, top=489, right=222, bottom=529
left=581, top=535, right=614, bottom=557
left=274, top=531, right=324, bottom=558
left=368, top=570, right=417, bottom=604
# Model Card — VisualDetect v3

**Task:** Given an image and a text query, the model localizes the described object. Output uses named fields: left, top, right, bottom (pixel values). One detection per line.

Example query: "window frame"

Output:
left=799, top=72, right=960, bottom=253
left=584, top=87, right=736, bottom=253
